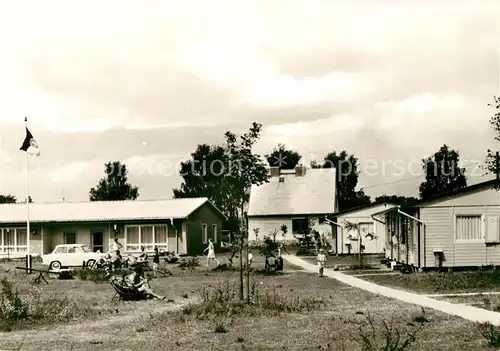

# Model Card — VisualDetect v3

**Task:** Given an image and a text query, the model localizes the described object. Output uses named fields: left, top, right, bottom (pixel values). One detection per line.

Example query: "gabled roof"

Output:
left=247, top=167, right=336, bottom=216
left=331, top=200, right=397, bottom=217
left=409, top=179, right=499, bottom=207
left=0, top=197, right=226, bottom=224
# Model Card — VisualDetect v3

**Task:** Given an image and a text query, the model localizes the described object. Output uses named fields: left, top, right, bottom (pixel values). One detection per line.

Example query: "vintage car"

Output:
left=41, top=244, right=105, bottom=270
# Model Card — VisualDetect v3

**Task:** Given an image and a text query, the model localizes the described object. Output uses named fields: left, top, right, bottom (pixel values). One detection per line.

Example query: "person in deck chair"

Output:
left=317, top=249, right=327, bottom=277
left=127, top=266, right=165, bottom=300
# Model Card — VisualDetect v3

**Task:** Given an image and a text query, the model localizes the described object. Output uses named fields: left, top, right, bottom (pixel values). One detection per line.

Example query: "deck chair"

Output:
left=109, top=275, right=148, bottom=302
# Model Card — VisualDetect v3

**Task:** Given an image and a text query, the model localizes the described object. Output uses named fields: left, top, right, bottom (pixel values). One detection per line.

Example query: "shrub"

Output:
left=0, top=278, right=80, bottom=331
left=178, top=257, right=200, bottom=270
left=350, top=313, right=425, bottom=351
left=478, top=322, right=500, bottom=347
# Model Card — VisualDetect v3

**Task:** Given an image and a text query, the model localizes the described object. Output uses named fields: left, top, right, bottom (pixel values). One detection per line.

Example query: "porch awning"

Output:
left=371, top=205, right=400, bottom=217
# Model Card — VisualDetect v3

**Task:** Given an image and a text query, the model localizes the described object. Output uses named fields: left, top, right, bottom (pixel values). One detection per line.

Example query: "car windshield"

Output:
left=81, top=245, right=91, bottom=252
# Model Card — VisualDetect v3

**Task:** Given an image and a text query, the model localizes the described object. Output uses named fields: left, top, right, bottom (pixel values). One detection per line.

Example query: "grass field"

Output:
left=0, top=254, right=498, bottom=350
left=362, top=269, right=500, bottom=294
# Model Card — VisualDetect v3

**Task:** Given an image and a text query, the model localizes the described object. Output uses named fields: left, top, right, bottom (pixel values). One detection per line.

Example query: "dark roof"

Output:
left=329, top=200, right=397, bottom=217
left=409, top=179, right=499, bottom=207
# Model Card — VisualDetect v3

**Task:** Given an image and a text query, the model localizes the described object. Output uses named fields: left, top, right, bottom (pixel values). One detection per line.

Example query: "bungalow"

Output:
left=0, top=197, right=226, bottom=258
left=330, top=201, right=397, bottom=255
left=374, top=179, right=500, bottom=270
left=247, top=166, right=337, bottom=244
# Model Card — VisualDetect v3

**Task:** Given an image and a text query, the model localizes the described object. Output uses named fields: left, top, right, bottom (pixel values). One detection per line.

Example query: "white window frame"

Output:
left=124, top=224, right=169, bottom=252
left=0, top=228, right=28, bottom=254
left=212, top=224, right=217, bottom=243
left=454, top=214, right=485, bottom=243
left=202, top=223, right=208, bottom=244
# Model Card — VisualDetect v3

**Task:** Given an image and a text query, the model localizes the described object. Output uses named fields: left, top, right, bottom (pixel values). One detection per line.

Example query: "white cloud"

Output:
left=51, top=161, right=90, bottom=182
left=239, top=72, right=375, bottom=108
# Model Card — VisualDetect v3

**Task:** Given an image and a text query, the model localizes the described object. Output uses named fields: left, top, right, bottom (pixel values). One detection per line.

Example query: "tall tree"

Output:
left=89, top=161, right=139, bottom=201
left=314, top=151, right=371, bottom=211
left=224, top=122, right=270, bottom=301
left=419, top=145, right=467, bottom=200
left=265, top=144, right=302, bottom=169
left=0, top=195, right=17, bottom=204
left=173, top=144, right=239, bottom=231
left=485, top=96, right=500, bottom=177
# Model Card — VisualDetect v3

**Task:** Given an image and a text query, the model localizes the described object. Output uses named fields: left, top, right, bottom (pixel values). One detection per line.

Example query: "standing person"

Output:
left=111, top=237, right=123, bottom=259
left=317, top=249, right=327, bottom=277
left=204, top=238, right=220, bottom=267
left=153, top=246, right=160, bottom=278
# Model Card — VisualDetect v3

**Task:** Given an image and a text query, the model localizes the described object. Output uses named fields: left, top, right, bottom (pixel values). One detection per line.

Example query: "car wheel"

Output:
left=49, top=261, right=62, bottom=270
left=86, top=259, right=96, bottom=269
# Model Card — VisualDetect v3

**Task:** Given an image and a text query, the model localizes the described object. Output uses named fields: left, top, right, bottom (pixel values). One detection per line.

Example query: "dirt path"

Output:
left=0, top=298, right=198, bottom=349
left=283, top=254, right=500, bottom=326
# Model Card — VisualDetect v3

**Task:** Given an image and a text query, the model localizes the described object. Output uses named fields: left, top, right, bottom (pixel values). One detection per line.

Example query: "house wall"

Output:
left=335, top=204, right=394, bottom=254
left=185, top=203, right=224, bottom=255
left=247, top=216, right=333, bottom=244
left=419, top=186, right=500, bottom=268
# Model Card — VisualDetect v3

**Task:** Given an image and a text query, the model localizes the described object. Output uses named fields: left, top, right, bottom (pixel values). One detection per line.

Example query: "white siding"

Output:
left=421, top=204, right=500, bottom=268
left=336, top=203, right=395, bottom=254
left=247, top=216, right=332, bottom=244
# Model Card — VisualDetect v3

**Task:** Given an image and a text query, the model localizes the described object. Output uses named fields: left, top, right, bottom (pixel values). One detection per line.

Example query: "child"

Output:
left=153, top=246, right=160, bottom=277
left=317, top=249, right=327, bottom=277
left=204, top=238, right=220, bottom=267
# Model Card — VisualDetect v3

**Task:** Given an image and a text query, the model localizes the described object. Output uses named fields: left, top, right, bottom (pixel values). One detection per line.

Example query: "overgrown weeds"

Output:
left=351, top=313, right=426, bottom=350
left=0, top=278, right=81, bottom=331
left=178, top=280, right=323, bottom=331
left=478, top=322, right=500, bottom=347
left=74, top=269, right=112, bottom=283
left=178, top=257, right=200, bottom=270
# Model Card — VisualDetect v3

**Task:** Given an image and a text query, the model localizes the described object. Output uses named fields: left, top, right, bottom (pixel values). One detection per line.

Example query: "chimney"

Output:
left=269, top=167, right=280, bottom=177
left=295, top=165, right=306, bottom=176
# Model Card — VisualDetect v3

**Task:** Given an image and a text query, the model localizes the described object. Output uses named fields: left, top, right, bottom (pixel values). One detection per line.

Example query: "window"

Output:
left=212, top=224, right=217, bottom=243
left=68, top=247, right=77, bottom=253
left=0, top=228, right=28, bottom=253
left=54, top=246, right=67, bottom=254
left=202, top=224, right=208, bottom=244
left=292, top=218, right=309, bottom=234
left=456, top=215, right=483, bottom=241
left=125, top=225, right=168, bottom=252
left=64, top=232, right=76, bottom=244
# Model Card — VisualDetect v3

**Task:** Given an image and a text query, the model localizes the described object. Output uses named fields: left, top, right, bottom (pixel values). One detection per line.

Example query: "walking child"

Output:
left=204, top=238, right=220, bottom=266
left=317, top=249, right=327, bottom=277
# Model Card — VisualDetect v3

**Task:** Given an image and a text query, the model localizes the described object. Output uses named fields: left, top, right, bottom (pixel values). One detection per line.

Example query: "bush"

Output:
left=0, top=278, right=80, bottom=331
left=478, top=322, right=500, bottom=347
left=178, top=257, right=200, bottom=270
left=351, top=313, right=425, bottom=351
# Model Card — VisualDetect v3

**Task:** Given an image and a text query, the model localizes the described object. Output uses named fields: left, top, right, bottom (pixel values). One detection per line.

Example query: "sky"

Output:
left=0, top=0, right=499, bottom=203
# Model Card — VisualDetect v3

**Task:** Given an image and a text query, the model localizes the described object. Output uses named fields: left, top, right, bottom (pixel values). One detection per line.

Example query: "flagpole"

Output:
left=24, top=117, right=31, bottom=272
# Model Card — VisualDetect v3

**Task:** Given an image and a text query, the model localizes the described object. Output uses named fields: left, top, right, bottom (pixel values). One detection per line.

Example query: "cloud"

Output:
left=0, top=1, right=498, bottom=202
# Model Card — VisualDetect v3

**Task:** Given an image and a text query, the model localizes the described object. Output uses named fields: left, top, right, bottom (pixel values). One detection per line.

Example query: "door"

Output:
left=167, top=227, right=177, bottom=253
left=177, top=222, right=187, bottom=255
left=92, top=231, right=104, bottom=252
